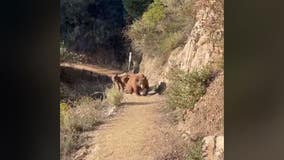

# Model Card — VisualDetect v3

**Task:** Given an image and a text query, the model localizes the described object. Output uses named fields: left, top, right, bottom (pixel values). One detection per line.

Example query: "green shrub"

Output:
left=61, top=0, right=126, bottom=51
left=187, top=138, right=204, bottom=160
left=60, top=102, right=71, bottom=131
left=166, top=67, right=212, bottom=109
left=159, top=31, right=185, bottom=53
left=60, top=48, right=88, bottom=63
left=126, top=0, right=194, bottom=58
left=122, top=0, right=153, bottom=19
left=105, top=86, right=123, bottom=106
left=142, top=0, right=165, bottom=28
left=60, top=102, right=75, bottom=158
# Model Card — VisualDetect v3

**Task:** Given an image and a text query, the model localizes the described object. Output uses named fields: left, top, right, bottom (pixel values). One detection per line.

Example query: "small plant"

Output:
left=60, top=97, right=101, bottom=159
left=60, top=130, right=79, bottom=158
left=166, top=67, right=212, bottom=109
left=105, top=86, right=123, bottom=106
left=69, top=96, right=99, bottom=131
left=60, top=102, right=71, bottom=131
left=187, top=138, right=204, bottom=160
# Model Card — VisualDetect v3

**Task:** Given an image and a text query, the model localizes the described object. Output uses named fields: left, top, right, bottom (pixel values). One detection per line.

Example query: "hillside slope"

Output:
left=140, top=0, right=224, bottom=84
left=138, top=0, right=224, bottom=159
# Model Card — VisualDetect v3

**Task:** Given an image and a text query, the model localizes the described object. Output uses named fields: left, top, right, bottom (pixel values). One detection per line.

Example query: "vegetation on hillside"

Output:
left=60, top=99, right=99, bottom=159
left=60, top=77, right=121, bottom=159
left=187, top=138, right=204, bottom=160
left=60, top=0, right=128, bottom=67
left=166, top=67, right=213, bottom=109
left=126, top=0, right=195, bottom=58
left=122, top=0, right=153, bottom=19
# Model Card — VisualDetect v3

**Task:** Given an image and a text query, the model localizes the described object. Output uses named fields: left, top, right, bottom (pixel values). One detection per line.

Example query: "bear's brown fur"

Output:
left=111, top=73, right=131, bottom=91
left=124, top=73, right=149, bottom=96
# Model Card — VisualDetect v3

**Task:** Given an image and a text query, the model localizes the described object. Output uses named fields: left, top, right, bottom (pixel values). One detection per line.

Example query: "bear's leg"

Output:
left=124, top=87, right=133, bottom=94
left=133, top=87, right=140, bottom=96
left=117, top=83, right=121, bottom=91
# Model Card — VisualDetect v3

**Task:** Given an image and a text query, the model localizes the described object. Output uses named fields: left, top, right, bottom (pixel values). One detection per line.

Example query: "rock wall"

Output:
left=140, top=0, right=224, bottom=84
left=172, top=0, right=224, bottom=72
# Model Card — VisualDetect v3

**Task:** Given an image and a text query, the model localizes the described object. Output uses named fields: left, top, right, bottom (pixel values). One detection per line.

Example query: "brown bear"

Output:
left=124, top=73, right=149, bottom=96
left=111, top=73, right=130, bottom=91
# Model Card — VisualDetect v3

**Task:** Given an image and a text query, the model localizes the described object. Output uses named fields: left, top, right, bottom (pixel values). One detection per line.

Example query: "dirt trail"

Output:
left=61, top=64, right=186, bottom=160
left=60, top=62, right=123, bottom=77
left=73, top=94, right=185, bottom=160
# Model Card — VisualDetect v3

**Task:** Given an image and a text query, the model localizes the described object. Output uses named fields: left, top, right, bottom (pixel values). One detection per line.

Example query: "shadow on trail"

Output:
left=121, top=101, right=161, bottom=106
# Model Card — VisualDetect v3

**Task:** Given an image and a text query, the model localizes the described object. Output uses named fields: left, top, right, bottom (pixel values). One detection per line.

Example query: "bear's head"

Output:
left=136, top=74, right=149, bottom=95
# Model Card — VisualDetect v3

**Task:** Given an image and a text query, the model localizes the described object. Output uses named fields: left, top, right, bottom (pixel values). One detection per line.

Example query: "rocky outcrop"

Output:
left=202, top=135, right=224, bottom=160
left=167, top=0, right=224, bottom=72
left=140, top=0, right=224, bottom=85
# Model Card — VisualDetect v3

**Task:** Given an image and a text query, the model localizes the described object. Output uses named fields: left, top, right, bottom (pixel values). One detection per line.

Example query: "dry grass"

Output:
left=60, top=97, right=101, bottom=159
left=70, top=97, right=99, bottom=131
left=105, top=86, right=124, bottom=106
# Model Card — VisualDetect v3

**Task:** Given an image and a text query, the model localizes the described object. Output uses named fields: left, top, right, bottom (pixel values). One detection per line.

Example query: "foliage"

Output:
left=60, top=97, right=100, bottom=159
left=60, top=130, right=80, bottom=160
left=69, top=106, right=98, bottom=131
left=141, top=0, right=166, bottom=28
left=60, top=0, right=126, bottom=51
left=166, top=67, right=212, bottom=109
left=126, top=0, right=194, bottom=57
left=60, top=47, right=88, bottom=63
left=122, top=0, right=153, bottom=19
left=187, top=138, right=204, bottom=160
left=105, top=86, right=124, bottom=106
left=60, top=102, right=71, bottom=131
left=159, top=31, right=184, bottom=53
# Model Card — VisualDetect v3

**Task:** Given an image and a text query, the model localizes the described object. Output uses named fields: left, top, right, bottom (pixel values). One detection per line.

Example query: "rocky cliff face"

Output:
left=170, top=0, right=223, bottom=72
left=140, top=0, right=224, bottom=84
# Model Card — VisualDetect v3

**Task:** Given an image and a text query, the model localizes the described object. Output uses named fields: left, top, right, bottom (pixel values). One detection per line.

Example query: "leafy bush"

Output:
left=61, top=0, right=126, bottom=51
left=126, top=0, right=194, bottom=58
left=105, top=86, right=123, bottom=106
left=187, top=138, right=204, bottom=160
left=159, top=31, right=185, bottom=53
left=60, top=48, right=88, bottom=63
left=166, top=67, right=212, bottom=109
left=141, top=0, right=166, bottom=28
left=122, top=0, right=153, bottom=19
left=60, top=102, right=71, bottom=131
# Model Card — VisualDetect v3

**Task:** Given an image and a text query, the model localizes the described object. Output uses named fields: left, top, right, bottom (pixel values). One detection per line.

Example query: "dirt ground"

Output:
left=72, top=94, right=188, bottom=160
